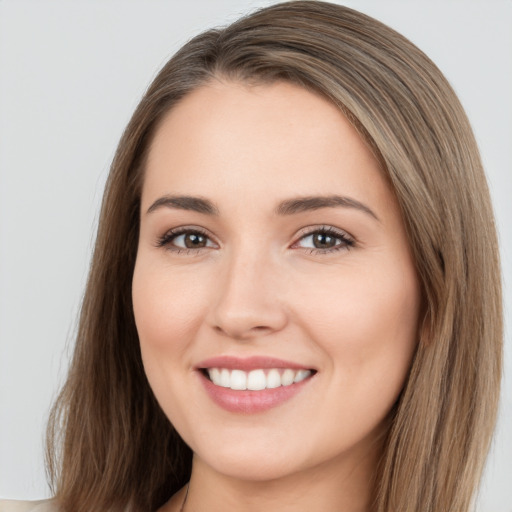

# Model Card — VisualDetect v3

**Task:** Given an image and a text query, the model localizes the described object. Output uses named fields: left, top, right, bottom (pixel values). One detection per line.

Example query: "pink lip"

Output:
left=195, top=356, right=315, bottom=414
left=196, top=355, right=312, bottom=372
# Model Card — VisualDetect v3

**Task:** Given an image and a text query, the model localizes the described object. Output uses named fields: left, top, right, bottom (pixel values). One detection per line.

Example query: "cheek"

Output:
left=132, top=258, right=210, bottom=355
left=295, top=256, right=420, bottom=402
left=132, top=257, right=213, bottom=424
left=288, top=258, right=420, bottom=453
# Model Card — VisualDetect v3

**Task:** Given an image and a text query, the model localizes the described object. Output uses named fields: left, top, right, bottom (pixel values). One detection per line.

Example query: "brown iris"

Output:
left=184, top=232, right=208, bottom=248
left=312, top=232, right=338, bottom=249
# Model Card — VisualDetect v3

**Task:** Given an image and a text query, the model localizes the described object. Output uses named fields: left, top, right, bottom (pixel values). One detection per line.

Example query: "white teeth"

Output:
left=220, top=368, right=230, bottom=388
left=206, top=368, right=312, bottom=390
left=266, top=368, right=282, bottom=389
left=294, top=369, right=311, bottom=383
left=281, top=369, right=295, bottom=386
left=230, top=369, right=247, bottom=390
left=247, top=369, right=266, bottom=390
left=210, top=368, right=221, bottom=384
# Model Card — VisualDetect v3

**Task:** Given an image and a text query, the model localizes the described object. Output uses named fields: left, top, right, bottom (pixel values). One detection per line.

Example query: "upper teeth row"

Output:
left=207, top=368, right=312, bottom=391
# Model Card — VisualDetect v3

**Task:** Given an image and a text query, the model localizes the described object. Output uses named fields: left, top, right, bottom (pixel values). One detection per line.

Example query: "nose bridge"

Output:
left=210, top=240, right=287, bottom=339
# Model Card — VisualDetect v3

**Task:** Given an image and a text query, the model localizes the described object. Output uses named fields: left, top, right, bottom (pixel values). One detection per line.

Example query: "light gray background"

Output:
left=0, top=1, right=510, bottom=510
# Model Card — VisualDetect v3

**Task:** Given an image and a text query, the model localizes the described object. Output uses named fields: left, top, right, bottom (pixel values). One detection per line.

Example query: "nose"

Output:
left=208, top=249, right=288, bottom=341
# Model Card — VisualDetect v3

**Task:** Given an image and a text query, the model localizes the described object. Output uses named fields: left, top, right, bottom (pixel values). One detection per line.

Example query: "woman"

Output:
left=1, top=1, right=502, bottom=511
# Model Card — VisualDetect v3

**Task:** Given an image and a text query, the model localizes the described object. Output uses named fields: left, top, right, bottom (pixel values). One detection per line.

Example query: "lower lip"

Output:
left=198, top=371, right=313, bottom=414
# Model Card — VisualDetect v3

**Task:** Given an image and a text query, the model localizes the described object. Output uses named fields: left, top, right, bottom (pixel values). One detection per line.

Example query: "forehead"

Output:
left=142, top=80, right=389, bottom=213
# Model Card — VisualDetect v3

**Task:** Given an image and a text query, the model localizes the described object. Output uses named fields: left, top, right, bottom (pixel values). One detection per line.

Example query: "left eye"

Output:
left=295, top=228, right=354, bottom=252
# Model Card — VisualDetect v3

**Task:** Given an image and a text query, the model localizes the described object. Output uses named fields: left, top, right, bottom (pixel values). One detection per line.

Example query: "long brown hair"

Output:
left=46, top=2, right=503, bottom=511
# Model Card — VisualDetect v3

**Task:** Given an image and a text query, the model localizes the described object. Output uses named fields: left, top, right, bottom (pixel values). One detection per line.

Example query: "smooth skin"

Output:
left=132, top=80, right=421, bottom=512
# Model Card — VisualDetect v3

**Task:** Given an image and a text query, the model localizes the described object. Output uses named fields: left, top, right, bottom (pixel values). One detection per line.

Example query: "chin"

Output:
left=194, top=448, right=307, bottom=482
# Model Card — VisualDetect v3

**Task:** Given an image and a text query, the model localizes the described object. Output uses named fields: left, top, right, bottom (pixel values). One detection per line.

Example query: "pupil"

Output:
left=314, top=233, right=335, bottom=248
left=185, top=233, right=206, bottom=248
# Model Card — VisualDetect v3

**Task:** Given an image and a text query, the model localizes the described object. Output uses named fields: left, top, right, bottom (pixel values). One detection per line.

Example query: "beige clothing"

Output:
left=0, top=500, right=58, bottom=512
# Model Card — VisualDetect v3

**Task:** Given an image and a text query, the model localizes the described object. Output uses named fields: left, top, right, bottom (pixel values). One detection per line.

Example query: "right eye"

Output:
left=156, top=227, right=217, bottom=254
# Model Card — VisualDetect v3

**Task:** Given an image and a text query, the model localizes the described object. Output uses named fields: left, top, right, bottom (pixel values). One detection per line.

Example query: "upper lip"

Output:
left=196, top=355, right=314, bottom=372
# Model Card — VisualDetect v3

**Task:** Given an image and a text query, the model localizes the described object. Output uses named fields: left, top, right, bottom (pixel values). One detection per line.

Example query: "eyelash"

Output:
left=156, top=225, right=355, bottom=256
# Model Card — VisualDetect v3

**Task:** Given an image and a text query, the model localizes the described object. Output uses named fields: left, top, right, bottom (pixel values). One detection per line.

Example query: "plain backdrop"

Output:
left=0, top=1, right=510, bottom=510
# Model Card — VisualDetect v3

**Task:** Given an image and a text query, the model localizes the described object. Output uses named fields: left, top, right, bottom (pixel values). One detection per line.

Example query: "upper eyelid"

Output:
left=294, top=225, right=353, bottom=240
left=163, top=225, right=216, bottom=238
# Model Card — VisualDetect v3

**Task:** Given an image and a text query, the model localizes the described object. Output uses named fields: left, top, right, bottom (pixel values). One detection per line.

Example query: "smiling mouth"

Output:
left=201, top=367, right=315, bottom=391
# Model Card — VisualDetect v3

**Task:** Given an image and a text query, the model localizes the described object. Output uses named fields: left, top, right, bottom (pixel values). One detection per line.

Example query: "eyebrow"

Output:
left=147, top=195, right=219, bottom=215
left=146, top=194, right=379, bottom=221
left=275, top=195, right=379, bottom=221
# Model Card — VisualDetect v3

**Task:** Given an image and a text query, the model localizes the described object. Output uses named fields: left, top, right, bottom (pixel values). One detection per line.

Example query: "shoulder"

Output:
left=0, top=500, right=59, bottom=512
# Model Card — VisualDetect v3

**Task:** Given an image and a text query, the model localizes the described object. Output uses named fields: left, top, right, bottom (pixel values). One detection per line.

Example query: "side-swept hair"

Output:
left=46, top=2, right=502, bottom=511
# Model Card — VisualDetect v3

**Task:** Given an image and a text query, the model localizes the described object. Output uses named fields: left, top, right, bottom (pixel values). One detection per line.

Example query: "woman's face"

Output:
left=133, top=80, right=421, bottom=482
